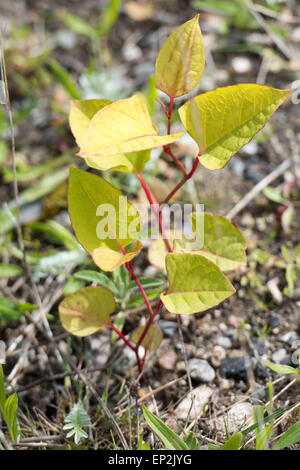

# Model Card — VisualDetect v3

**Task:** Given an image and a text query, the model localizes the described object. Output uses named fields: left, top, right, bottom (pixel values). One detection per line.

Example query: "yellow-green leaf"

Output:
left=92, top=241, right=143, bottom=272
left=131, top=324, right=163, bottom=352
left=59, top=286, right=115, bottom=337
left=179, top=84, right=291, bottom=170
left=189, top=212, right=247, bottom=271
left=69, top=99, right=112, bottom=147
left=155, top=15, right=205, bottom=98
left=86, top=149, right=151, bottom=174
left=68, top=166, right=140, bottom=253
left=69, top=99, right=151, bottom=173
left=161, top=253, right=235, bottom=315
left=78, top=94, right=183, bottom=159
left=148, top=213, right=246, bottom=272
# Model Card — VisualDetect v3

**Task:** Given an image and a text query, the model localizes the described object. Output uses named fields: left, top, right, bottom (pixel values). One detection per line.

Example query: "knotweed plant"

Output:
left=59, top=15, right=291, bottom=372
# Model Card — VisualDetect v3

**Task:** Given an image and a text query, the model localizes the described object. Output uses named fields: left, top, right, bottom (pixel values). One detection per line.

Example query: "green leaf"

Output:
left=142, top=405, right=189, bottom=450
left=0, top=264, right=23, bottom=278
left=58, top=11, right=98, bottom=40
left=190, top=212, right=247, bottom=271
left=273, top=421, right=300, bottom=450
left=68, top=166, right=140, bottom=253
left=131, top=324, right=163, bottom=353
left=263, top=361, right=299, bottom=376
left=161, top=253, right=235, bottom=315
left=179, top=84, right=291, bottom=170
left=96, top=0, right=122, bottom=38
left=155, top=14, right=205, bottom=98
left=63, top=402, right=91, bottom=445
left=31, top=220, right=82, bottom=252
left=3, top=392, right=18, bottom=442
left=48, top=58, right=80, bottom=99
left=127, top=289, right=161, bottom=308
left=0, top=296, right=37, bottom=324
left=128, top=277, right=165, bottom=291
left=263, top=186, right=287, bottom=205
left=220, top=432, right=243, bottom=450
left=78, top=94, right=182, bottom=162
left=73, top=270, right=116, bottom=293
left=59, top=286, right=115, bottom=337
left=92, top=241, right=142, bottom=272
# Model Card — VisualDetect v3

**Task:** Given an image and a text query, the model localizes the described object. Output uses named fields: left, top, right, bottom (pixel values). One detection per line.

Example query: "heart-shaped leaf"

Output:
left=148, top=213, right=246, bottom=272
left=68, top=167, right=140, bottom=253
left=69, top=98, right=151, bottom=173
left=189, top=212, right=247, bottom=271
left=78, top=94, right=183, bottom=159
left=155, top=14, right=205, bottom=98
left=179, top=84, right=291, bottom=170
left=59, top=286, right=115, bottom=337
left=92, top=241, right=143, bottom=272
left=161, top=253, right=235, bottom=315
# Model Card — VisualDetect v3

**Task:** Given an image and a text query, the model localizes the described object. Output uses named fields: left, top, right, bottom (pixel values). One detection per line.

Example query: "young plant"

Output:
left=58, top=15, right=291, bottom=373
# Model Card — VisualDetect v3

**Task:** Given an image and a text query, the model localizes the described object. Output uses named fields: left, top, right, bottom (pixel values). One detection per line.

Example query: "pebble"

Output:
left=157, top=350, right=177, bottom=371
left=268, top=313, right=280, bottom=329
left=227, top=314, right=240, bottom=329
left=211, top=345, right=226, bottom=368
left=221, top=357, right=247, bottom=381
left=158, top=320, right=177, bottom=337
left=188, top=359, right=216, bottom=383
left=175, top=385, right=213, bottom=420
left=231, top=56, right=252, bottom=74
left=214, top=402, right=253, bottom=435
left=280, top=332, right=298, bottom=346
left=251, top=383, right=266, bottom=403
left=271, top=348, right=287, bottom=364
left=217, top=336, right=232, bottom=349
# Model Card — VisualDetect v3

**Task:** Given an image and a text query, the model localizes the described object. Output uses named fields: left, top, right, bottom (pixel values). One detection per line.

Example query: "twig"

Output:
left=226, top=159, right=292, bottom=220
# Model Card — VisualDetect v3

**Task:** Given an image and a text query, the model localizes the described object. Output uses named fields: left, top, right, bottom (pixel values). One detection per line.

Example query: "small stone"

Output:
left=227, top=314, right=240, bottom=329
left=176, top=361, right=186, bottom=372
left=291, top=26, right=300, bottom=43
left=231, top=56, right=252, bottom=74
left=221, top=357, right=247, bottom=381
left=158, top=320, right=177, bottom=338
left=188, top=359, right=215, bottom=383
left=211, top=345, right=226, bottom=368
left=175, top=385, right=213, bottom=420
left=251, top=383, right=266, bottom=403
left=280, top=332, right=298, bottom=346
left=271, top=348, right=287, bottom=363
left=214, top=402, right=253, bottom=435
left=268, top=313, right=280, bottom=329
left=157, top=350, right=177, bottom=371
left=217, top=336, right=232, bottom=349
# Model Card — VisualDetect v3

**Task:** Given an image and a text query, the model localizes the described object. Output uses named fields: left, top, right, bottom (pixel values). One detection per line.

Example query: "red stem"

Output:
left=136, top=300, right=163, bottom=349
left=163, top=158, right=199, bottom=204
left=125, top=261, right=154, bottom=317
left=167, top=97, right=174, bottom=135
left=135, top=171, right=172, bottom=253
left=163, top=145, right=187, bottom=176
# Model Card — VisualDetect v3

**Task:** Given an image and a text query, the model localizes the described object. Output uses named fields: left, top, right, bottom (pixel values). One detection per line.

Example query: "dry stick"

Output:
left=226, top=158, right=292, bottom=220
left=0, top=31, right=54, bottom=341
left=246, top=0, right=294, bottom=61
